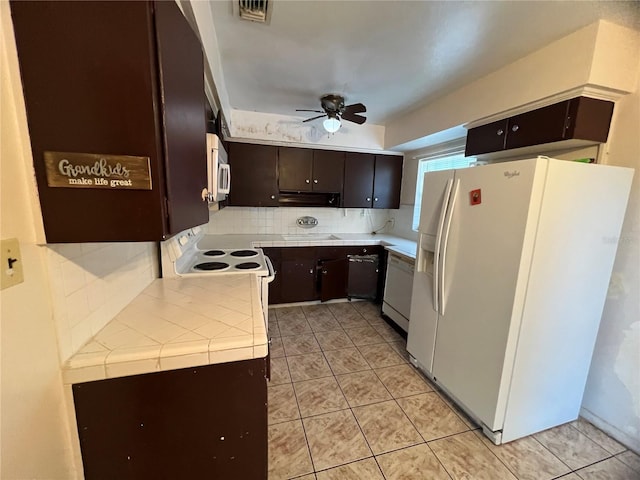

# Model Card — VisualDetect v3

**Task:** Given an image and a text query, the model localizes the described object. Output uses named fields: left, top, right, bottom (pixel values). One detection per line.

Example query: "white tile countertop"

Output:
left=197, top=233, right=418, bottom=259
left=62, top=274, right=267, bottom=385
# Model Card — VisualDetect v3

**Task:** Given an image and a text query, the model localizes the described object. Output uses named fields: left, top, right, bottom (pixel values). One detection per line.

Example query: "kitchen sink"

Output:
left=282, top=234, right=340, bottom=241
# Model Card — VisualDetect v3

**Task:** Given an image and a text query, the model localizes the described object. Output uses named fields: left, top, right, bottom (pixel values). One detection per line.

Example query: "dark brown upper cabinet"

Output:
left=227, top=143, right=279, bottom=207
left=10, top=1, right=208, bottom=243
left=466, top=96, right=614, bottom=156
left=343, top=153, right=402, bottom=209
left=278, top=148, right=344, bottom=193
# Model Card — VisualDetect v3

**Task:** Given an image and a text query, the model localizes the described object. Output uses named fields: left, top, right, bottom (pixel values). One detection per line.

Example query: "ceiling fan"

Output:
left=296, top=94, right=367, bottom=133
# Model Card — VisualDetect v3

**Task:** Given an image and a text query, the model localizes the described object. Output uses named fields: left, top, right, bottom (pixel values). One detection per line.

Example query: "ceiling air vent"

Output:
left=236, top=0, right=272, bottom=24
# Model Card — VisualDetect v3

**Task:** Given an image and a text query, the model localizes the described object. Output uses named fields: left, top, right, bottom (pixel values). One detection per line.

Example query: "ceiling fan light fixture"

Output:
left=323, top=115, right=341, bottom=133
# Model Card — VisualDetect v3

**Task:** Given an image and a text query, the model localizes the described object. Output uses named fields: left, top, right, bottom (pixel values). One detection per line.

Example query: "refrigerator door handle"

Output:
left=433, top=178, right=454, bottom=313
left=439, top=178, right=460, bottom=316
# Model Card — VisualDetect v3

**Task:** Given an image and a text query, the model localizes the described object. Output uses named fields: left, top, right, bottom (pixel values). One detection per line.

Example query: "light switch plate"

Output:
left=1, top=238, right=24, bottom=290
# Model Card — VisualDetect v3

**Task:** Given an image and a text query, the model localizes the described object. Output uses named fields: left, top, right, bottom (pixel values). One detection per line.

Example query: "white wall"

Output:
left=581, top=61, right=640, bottom=452
left=1, top=4, right=159, bottom=477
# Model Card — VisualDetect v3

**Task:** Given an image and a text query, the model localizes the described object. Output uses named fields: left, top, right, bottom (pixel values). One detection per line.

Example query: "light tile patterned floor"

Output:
left=267, top=302, right=640, bottom=480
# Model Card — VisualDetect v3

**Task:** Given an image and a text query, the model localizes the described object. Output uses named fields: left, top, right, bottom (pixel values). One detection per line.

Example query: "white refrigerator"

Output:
left=407, top=156, right=633, bottom=444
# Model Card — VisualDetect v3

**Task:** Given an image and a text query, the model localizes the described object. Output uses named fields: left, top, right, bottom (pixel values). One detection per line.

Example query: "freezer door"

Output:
left=431, top=159, right=545, bottom=431
left=407, top=169, right=454, bottom=375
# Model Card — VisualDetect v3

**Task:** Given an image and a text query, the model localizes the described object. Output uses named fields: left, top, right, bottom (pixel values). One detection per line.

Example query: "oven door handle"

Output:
left=264, top=255, right=276, bottom=283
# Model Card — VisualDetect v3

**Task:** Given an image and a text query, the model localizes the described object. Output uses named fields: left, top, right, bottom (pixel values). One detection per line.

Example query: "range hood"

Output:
left=278, top=192, right=340, bottom=207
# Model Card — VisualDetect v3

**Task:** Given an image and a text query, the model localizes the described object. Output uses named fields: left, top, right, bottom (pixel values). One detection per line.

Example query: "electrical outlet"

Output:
left=1, top=238, right=24, bottom=290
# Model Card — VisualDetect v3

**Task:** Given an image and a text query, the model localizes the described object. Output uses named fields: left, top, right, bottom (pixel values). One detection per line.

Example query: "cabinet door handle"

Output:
left=305, top=179, right=310, bottom=184
left=309, top=269, right=314, bottom=274
left=511, top=124, right=519, bottom=132
left=497, top=129, right=504, bottom=136
left=270, top=195, right=276, bottom=199
left=366, top=197, right=371, bottom=202
left=313, top=179, right=318, bottom=184
left=374, top=197, right=378, bottom=202
left=322, top=270, right=327, bottom=274
left=363, top=248, right=367, bottom=253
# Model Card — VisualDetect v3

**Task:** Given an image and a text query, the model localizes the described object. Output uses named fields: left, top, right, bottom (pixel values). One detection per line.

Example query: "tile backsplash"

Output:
left=204, top=207, right=392, bottom=235
left=45, top=242, right=158, bottom=362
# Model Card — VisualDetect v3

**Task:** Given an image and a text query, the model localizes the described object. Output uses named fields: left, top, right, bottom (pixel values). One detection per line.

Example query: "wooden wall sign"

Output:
left=43, top=151, right=152, bottom=190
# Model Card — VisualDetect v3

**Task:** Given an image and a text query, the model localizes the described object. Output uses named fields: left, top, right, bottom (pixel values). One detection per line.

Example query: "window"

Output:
left=412, top=153, right=476, bottom=230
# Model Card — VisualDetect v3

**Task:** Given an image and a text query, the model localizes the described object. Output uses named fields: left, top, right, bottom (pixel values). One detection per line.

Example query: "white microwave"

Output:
left=206, top=133, right=230, bottom=203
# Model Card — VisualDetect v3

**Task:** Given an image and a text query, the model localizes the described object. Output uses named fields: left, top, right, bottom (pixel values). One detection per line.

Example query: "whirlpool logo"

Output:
left=504, top=170, right=520, bottom=179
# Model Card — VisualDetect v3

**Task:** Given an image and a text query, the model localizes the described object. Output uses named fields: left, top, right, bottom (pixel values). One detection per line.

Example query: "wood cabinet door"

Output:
left=312, top=150, right=344, bottom=193
left=319, top=258, right=348, bottom=302
left=155, top=1, right=209, bottom=235
left=280, top=247, right=317, bottom=303
left=373, top=155, right=403, bottom=209
left=227, top=143, right=279, bottom=206
left=11, top=1, right=167, bottom=242
left=465, top=119, right=509, bottom=156
left=343, top=152, right=375, bottom=208
left=505, top=101, right=570, bottom=150
left=278, top=147, right=313, bottom=191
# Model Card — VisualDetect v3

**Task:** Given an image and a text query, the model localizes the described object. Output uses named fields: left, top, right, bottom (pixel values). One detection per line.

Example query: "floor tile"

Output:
left=430, top=431, right=517, bottom=480
left=351, top=301, right=381, bottom=318
left=268, top=308, right=278, bottom=321
left=352, top=400, right=422, bottom=454
left=344, top=326, right=386, bottom=346
left=282, top=334, right=321, bottom=356
left=287, top=353, right=333, bottom=382
left=269, top=336, right=285, bottom=358
left=375, top=364, right=432, bottom=398
left=372, top=322, right=405, bottom=343
left=358, top=343, right=404, bottom=368
left=616, top=450, right=640, bottom=473
left=294, top=376, right=348, bottom=418
left=268, top=320, right=281, bottom=338
left=307, top=316, right=343, bottom=333
left=475, top=431, right=570, bottom=480
left=398, top=392, right=469, bottom=441
left=276, top=306, right=306, bottom=322
left=314, top=330, right=355, bottom=351
left=329, top=303, right=369, bottom=328
left=268, top=383, right=300, bottom=424
left=268, top=419, right=313, bottom=480
left=376, top=443, right=451, bottom=480
left=315, top=457, right=383, bottom=480
left=556, top=474, right=581, bottom=479
left=435, top=390, right=477, bottom=428
left=387, top=340, right=411, bottom=363
left=278, top=317, right=312, bottom=336
left=269, top=356, right=291, bottom=386
left=293, top=475, right=317, bottom=480
left=302, top=304, right=334, bottom=321
left=575, top=457, right=639, bottom=479
left=571, top=418, right=626, bottom=455
left=534, top=424, right=610, bottom=470
left=335, top=370, right=392, bottom=407
left=323, top=347, right=371, bottom=375
left=303, top=409, right=372, bottom=471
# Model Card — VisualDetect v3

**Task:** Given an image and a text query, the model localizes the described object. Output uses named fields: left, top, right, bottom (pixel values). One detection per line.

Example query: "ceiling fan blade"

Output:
left=296, top=109, right=324, bottom=113
left=341, top=111, right=366, bottom=125
left=343, top=103, right=366, bottom=114
left=302, top=114, right=326, bottom=123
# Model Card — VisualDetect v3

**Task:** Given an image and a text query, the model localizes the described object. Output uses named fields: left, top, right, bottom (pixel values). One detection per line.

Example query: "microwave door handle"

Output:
left=219, top=164, right=231, bottom=194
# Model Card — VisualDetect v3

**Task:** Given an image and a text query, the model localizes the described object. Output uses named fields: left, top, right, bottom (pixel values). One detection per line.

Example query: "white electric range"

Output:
left=161, top=228, right=275, bottom=326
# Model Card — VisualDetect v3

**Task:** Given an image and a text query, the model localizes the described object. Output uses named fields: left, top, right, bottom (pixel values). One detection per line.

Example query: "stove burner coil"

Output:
left=203, top=250, right=226, bottom=257
left=235, top=262, right=261, bottom=270
left=193, top=262, right=229, bottom=271
left=230, top=250, right=258, bottom=258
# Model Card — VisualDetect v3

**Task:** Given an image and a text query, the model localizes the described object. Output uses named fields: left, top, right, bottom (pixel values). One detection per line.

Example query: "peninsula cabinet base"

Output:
left=72, top=358, right=267, bottom=480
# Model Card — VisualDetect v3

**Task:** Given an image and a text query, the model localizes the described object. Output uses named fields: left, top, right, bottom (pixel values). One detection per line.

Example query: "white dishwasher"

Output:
left=382, top=250, right=415, bottom=332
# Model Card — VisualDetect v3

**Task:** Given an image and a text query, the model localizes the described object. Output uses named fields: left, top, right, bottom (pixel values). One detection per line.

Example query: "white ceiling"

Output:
left=209, top=1, right=639, bottom=127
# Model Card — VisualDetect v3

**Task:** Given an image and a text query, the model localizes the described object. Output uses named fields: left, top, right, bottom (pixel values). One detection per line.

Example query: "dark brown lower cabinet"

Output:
left=268, top=245, right=385, bottom=305
left=73, top=358, right=268, bottom=480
